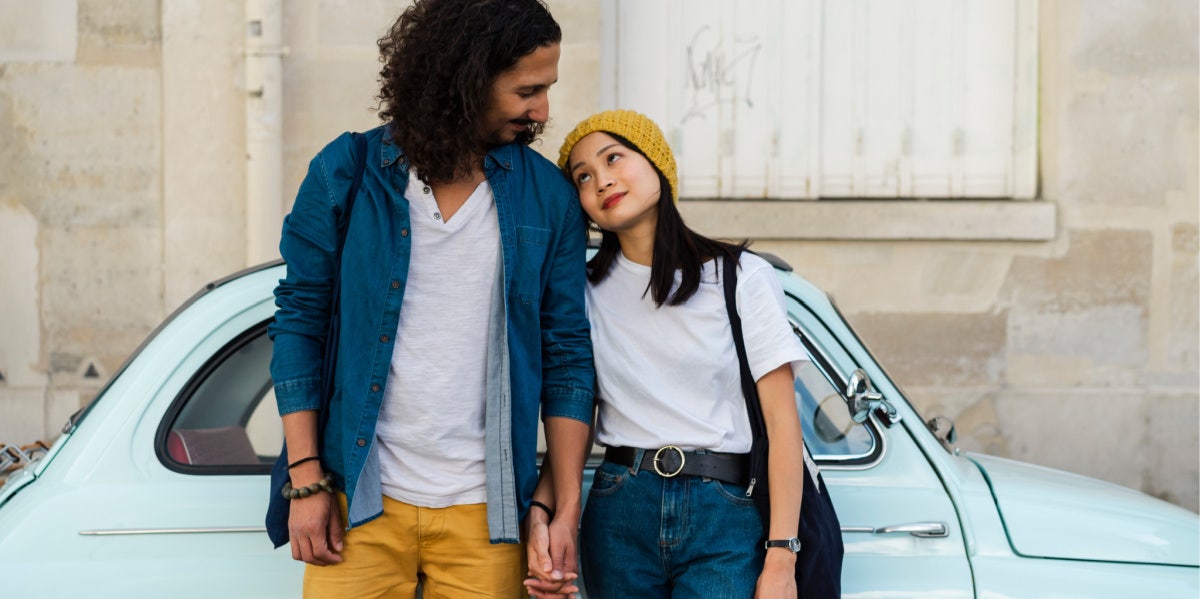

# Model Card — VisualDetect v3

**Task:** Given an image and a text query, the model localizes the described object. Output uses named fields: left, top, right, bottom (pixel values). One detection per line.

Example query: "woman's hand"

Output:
left=524, top=507, right=579, bottom=598
left=755, top=549, right=798, bottom=598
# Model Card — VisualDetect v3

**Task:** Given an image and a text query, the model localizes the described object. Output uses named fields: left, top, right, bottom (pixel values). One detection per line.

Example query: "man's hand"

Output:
left=524, top=507, right=579, bottom=598
left=287, top=480, right=344, bottom=566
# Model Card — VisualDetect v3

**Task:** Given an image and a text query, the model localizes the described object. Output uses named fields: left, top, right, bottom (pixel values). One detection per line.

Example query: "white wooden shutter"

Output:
left=600, top=0, right=1037, bottom=199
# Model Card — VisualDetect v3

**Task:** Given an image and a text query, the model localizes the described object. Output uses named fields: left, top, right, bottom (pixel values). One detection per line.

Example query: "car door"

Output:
left=0, top=267, right=303, bottom=598
left=788, top=299, right=975, bottom=598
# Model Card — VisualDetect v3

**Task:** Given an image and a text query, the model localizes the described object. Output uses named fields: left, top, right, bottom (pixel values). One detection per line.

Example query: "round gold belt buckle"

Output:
left=652, top=445, right=686, bottom=478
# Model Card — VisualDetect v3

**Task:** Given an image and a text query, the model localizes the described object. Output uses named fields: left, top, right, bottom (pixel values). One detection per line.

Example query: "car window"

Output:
left=788, top=305, right=881, bottom=465
left=159, top=322, right=280, bottom=472
left=794, top=355, right=875, bottom=460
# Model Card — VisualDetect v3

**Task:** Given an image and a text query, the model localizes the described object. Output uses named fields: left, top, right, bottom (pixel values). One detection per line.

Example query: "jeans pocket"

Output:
left=711, top=479, right=756, bottom=507
left=588, top=462, right=629, bottom=497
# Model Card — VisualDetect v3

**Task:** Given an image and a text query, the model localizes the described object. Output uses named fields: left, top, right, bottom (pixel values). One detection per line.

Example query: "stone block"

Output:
left=0, top=65, right=161, bottom=228
left=1145, top=393, right=1199, bottom=512
left=1004, top=229, right=1151, bottom=312
left=1056, top=77, right=1196, bottom=208
left=0, top=200, right=42, bottom=388
left=0, top=387, right=45, bottom=445
left=994, top=389, right=1147, bottom=491
left=1168, top=224, right=1199, bottom=373
left=1070, top=0, right=1198, bottom=76
left=40, top=225, right=164, bottom=377
left=847, top=311, right=1006, bottom=389
left=316, top=0, right=398, bottom=46
left=1007, top=304, right=1146, bottom=381
left=76, top=0, right=159, bottom=66
left=0, top=0, right=78, bottom=63
left=162, top=0, right=248, bottom=307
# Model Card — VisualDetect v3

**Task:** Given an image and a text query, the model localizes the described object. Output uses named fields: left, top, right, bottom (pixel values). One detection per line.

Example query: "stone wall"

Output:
left=0, top=0, right=1195, bottom=510
left=753, top=0, right=1198, bottom=509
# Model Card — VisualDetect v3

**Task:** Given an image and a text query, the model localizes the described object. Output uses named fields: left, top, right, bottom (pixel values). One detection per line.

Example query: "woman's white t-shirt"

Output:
left=586, top=251, right=808, bottom=454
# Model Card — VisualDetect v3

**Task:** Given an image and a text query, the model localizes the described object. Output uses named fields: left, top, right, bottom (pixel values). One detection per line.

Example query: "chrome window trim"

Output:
left=786, top=297, right=886, bottom=471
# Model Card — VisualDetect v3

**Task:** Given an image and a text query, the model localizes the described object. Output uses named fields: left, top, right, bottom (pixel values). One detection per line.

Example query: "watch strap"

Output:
left=764, top=537, right=802, bottom=553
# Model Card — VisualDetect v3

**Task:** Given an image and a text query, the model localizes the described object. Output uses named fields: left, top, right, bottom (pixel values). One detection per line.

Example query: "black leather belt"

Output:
left=604, top=446, right=749, bottom=486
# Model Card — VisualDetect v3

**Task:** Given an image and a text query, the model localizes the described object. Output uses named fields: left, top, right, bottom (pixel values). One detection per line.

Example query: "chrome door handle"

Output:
left=79, top=526, right=266, bottom=536
left=842, top=521, right=949, bottom=538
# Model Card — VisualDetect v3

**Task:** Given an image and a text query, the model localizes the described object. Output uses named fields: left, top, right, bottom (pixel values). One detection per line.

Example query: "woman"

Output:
left=529, top=109, right=810, bottom=599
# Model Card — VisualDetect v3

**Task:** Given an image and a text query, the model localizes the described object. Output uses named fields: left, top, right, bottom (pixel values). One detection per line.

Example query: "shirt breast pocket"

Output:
left=514, top=225, right=552, bottom=305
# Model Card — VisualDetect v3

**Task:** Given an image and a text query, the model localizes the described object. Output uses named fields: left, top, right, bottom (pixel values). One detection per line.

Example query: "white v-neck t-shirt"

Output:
left=586, top=252, right=808, bottom=453
left=376, top=173, right=499, bottom=507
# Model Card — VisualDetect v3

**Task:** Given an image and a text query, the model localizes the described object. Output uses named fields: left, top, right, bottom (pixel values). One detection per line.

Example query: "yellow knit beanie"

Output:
left=557, top=109, right=678, bottom=201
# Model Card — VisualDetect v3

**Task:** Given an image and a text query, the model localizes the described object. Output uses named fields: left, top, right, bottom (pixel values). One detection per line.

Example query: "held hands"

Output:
left=755, top=549, right=798, bottom=599
left=524, top=505, right=580, bottom=599
left=287, top=463, right=344, bottom=566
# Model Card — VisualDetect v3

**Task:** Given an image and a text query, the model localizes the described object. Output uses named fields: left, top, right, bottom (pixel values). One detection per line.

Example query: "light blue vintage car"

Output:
left=1, top=259, right=1196, bottom=597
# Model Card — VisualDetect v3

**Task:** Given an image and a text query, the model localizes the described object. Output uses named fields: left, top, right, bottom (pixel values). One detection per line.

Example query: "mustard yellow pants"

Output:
left=303, top=494, right=526, bottom=599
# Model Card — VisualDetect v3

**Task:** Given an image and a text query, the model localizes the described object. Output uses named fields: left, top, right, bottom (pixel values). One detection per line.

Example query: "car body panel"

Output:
left=0, top=264, right=300, bottom=598
left=971, top=556, right=1200, bottom=599
left=970, top=453, right=1200, bottom=566
left=1, top=261, right=1196, bottom=599
left=787, top=292, right=975, bottom=597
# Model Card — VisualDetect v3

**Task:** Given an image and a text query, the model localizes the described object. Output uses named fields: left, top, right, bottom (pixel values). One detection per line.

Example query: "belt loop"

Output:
left=630, top=448, right=645, bottom=475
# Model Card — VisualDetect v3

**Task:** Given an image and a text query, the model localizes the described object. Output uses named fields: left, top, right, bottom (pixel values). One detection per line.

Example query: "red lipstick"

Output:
left=602, top=192, right=626, bottom=210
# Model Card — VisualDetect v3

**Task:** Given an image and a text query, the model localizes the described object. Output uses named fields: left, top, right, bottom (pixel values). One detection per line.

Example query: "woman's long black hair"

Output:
left=585, top=134, right=746, bottom=307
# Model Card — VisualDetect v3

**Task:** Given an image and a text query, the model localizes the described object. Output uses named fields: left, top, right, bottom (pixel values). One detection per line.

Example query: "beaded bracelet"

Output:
left=281, top=475, right=335, bottom=500
left=529, top=499, right=555, bottom=520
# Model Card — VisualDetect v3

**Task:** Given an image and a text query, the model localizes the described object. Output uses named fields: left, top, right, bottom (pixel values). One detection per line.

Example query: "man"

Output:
left=268, top=1, right=593, bottom=596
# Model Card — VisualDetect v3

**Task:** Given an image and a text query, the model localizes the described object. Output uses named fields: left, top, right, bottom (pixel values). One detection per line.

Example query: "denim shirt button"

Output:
left=357, top=439, right=366, bottom=447
left=371, top=383, right=381, bottom=392
left=380, top=335, right=389, bottom=343
left=400, top=228, right=409, bottom=237
left=391, top=280, right=400, bottom=289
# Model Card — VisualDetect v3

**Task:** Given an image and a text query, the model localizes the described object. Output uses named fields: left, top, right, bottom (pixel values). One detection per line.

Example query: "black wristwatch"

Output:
left=764, top=537, right=802, bottom=553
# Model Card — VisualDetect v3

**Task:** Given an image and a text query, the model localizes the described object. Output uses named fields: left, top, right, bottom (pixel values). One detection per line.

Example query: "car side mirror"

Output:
left=845, top=369, right=899, bottom=425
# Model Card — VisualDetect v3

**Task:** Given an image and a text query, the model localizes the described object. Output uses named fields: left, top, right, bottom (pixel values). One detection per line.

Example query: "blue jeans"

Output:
left=580, top=455, right=766, bottom=599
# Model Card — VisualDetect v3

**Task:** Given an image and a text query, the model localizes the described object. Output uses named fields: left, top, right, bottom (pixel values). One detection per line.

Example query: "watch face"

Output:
left=788, top=537, right=801, bottom=553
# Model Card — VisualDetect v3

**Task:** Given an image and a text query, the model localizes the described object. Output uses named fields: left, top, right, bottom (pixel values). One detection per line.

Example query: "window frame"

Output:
left=787, top=300, right=886, bottom=469
left=154, top=319, right=277, bottom=476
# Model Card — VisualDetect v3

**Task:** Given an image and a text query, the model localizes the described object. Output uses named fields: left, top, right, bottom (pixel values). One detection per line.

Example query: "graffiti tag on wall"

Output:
left=682, top=25, right=763, bottom=124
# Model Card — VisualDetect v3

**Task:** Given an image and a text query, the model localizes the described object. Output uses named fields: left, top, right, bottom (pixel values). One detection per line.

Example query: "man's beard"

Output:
left=512, top=120, right=545, bottom=145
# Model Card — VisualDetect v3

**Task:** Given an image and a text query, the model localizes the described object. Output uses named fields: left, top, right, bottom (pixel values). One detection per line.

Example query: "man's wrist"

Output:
left=289, top=461, right=324, bottom=486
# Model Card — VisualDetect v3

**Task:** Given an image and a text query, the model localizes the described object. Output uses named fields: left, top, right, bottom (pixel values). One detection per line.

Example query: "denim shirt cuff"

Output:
left=541, top=387, right=594, bottom=424
left=274, top=377, right=323, bottom=416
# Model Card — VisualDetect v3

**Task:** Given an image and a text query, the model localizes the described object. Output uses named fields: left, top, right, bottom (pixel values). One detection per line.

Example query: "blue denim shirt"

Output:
left=269, top=126, right=594, bottom=542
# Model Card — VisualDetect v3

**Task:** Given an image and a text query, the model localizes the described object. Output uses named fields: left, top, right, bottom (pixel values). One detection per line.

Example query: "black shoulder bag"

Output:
left=266, top=131, right=369, bottom=548
left=722, top=250, right=844, bottom=597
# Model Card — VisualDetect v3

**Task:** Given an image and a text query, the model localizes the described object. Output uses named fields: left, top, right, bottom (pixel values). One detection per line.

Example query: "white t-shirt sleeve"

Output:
left=734, top=254, right=810, bottom=381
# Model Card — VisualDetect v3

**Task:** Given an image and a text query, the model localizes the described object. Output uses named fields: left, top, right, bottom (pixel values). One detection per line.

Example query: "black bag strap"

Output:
left=317, top=131, right=369, bottom=435
left=721, top=250, right=771, bottom=518
left=725, top=251, right=846, bottom=597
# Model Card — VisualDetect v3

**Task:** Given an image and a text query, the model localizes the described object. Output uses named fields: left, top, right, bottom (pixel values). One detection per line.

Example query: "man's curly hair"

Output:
left=377, top=0, right=561, bottom=184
